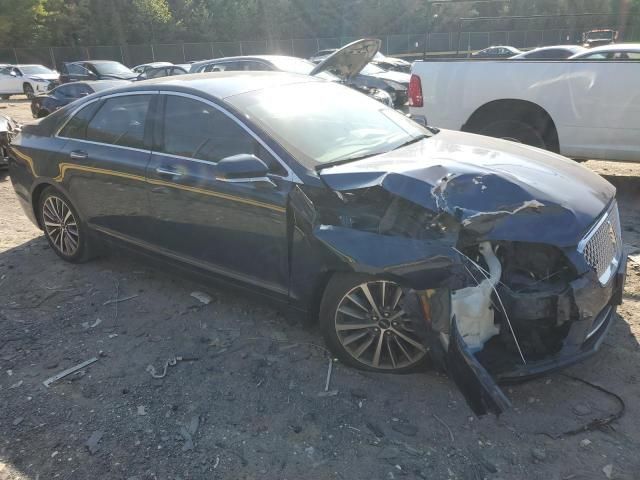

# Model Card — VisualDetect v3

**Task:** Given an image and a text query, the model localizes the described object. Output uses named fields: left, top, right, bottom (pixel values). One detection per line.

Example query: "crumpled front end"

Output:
left=292, top=136, right=626, bottom=415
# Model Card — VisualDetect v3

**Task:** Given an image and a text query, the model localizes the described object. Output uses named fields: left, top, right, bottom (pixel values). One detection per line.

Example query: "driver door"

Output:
left=145, top=93, right=294, bottom=297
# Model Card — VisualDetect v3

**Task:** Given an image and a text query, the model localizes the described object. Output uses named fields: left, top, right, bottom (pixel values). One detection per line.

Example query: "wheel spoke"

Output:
left=380, top=281, right=386, bottom=308
left=44, top=220, right=61, bottom=228
left=387, top=309, right=406, bottom=323
left=360, top=284, right=382, bottom=318
left=390, top=285, right=403, bottom=310
left=337, top=305, right=368, bottom=320
left=342, top=330, right=370, bottom=347
left=394, top=335, right=414, bottom=362
left=386, top=336, right=398, bottom=368
left=346, top=293, right=370, bottom=313
left=390, top=328, right=427, bottom=353
left=336, top=322, right=375, bottom=332
left=372, top=332, right=385, bottom=367
left=352, top=335, right=375, bottom=359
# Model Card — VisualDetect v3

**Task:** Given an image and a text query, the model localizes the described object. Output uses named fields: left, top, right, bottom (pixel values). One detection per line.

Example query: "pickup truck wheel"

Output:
left=320, top=274, right=428, bottom=373
left=479, top=119, right=547, bottom=149
left=23, top=83, right=35, bottom=99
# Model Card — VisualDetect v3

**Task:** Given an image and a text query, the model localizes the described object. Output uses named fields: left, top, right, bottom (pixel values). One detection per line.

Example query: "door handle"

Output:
left=69, top=150, right=87, bottom=160
left=155, top=166, right=183, bottom=178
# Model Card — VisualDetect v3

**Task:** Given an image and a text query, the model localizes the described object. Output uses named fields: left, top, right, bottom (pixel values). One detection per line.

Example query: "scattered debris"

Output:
left=572, top=403, right=592, bottom=416
left=85, top=430, right=104, bottom=455
left=190, top=291, right=212, bottom=305
left=12, top=417, right=23, bottom=426
left=103, top=294, right=138, bottom=306
left=137, top=406, right=147, bottom=416
left=580, top=439, right=592, bottom=448
left=391, top=423, right=418, bottom=437
left=531, top=447, right=547, bottom=462
left=432, top=414, right=455, bottom=443
left=43, top=357, right=98, bottom=388
left=602, top=464, right=613, bottom=479
left=9, top=380, right=22, bottom=389
left=213, top=456, right=220, bottom=469
left=366, top=421, right=384, bottom=438
left=146, top=356, right=198, bottom=379
left=179, top=415, right=200, bottom=452
left=317, top=390, right=338, bottom=397
left=537, top=374, right=626, bottom=439
left=324, top=358, right=333, bottom=392
left=81, top=318, right=102, bottom=329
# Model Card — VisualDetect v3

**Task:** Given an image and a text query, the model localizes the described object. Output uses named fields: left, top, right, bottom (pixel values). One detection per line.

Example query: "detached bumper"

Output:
left=496, top=252, right=627, bottom=382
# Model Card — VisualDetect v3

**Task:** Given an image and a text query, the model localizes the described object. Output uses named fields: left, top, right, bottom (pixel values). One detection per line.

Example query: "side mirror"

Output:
left=216, top=154, right=270, bottom=182
left=9, top=71, right=17, bottom=77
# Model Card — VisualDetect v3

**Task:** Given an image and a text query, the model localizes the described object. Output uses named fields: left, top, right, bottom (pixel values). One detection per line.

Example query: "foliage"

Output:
left=0, top=0, right=634, bottom=47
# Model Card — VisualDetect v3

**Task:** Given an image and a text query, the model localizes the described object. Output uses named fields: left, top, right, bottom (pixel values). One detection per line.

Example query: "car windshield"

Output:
left=268, top=57, right=338, bottom=81
left=21, top=65, right=55, bottom=75
left=227, top=81, right=430, bottom=168
left=93, top=62, right=134, bottom=75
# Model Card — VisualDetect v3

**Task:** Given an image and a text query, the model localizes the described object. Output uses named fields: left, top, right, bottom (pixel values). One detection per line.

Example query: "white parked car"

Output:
left=569, top=43, right=640, bottom=60
left=510, top=45, right=587, bottom=59
left=0, top=64, right=59, bottom=99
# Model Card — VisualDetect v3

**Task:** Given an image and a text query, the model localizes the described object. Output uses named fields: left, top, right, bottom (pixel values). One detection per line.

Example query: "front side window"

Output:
left=59, top=101, right=102, bottom=139
left=66, top=63, right=88, bottom=76
left=85, top=95, right=151, bottom=148
left=160, top=95, right=264, bottom=165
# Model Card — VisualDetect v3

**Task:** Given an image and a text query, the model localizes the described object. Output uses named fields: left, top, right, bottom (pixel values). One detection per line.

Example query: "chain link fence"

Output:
left=1, top=27, right=638, bottom=69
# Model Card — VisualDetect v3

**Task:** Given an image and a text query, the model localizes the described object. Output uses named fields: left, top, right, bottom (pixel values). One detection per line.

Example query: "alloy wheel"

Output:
left=42, top=196, right=80, bottom=256
left=334, top=280, right=427, bottom=370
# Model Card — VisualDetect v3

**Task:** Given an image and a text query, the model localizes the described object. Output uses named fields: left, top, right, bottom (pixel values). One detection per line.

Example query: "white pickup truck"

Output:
left=408, top=60, right=640, bottom=162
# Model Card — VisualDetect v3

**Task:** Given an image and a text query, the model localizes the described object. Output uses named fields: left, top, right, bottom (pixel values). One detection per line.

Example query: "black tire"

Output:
left=38, top=187, right=94, bottom=263
left=319, top=273, right=428, bottom=374
left=23, top=83, right=35, bottom=99
left=37, top=109, right=49, bottom=118
left=479, top=119, right=547, bottom=150
left=0, top=95, right=10, bottom=100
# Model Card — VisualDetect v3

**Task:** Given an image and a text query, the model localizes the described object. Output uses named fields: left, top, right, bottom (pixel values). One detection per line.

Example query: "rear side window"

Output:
left=160, top=95, right=266, bottom=165
left=59, top=101, right=101, bottom=139
left=85, top=95, right=151, bottom=149
left=65, top=63, right=87, bottom=75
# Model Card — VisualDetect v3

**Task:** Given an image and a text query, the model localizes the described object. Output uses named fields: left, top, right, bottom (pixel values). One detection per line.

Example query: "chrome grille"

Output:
left=579, top=203, right=622, bottom=285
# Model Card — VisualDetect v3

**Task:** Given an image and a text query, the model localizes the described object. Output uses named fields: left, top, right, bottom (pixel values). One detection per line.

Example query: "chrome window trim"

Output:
left=160, top=91, right=300, bottom=182
left=55, top=89, right=301, bottom=183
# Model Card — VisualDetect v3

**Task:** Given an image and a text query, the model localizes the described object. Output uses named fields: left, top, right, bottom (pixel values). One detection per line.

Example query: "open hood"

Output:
left=310, top=38, right=381, bottom=81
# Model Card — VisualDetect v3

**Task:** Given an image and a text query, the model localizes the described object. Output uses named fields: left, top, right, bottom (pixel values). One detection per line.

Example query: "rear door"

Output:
left=55, top=92, right=155, bottom=242
left=145, top=92, right=294, bottom=297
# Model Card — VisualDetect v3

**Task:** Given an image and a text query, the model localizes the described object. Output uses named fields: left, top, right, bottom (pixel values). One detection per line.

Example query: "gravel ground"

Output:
left=1, top=99, right=640, bottom=480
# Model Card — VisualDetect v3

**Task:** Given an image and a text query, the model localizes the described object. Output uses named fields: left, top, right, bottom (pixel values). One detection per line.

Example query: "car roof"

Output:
left=190, top=55, right=302, bottom=68
left=69, top=60, right=124, bottom=64
left=15, top=64, right=49, bottom=68
left=134, top=62, right=173, bottom=68
left=512, top=45, right=586, bottom=57
left=93, top=71, right=320, bottom=99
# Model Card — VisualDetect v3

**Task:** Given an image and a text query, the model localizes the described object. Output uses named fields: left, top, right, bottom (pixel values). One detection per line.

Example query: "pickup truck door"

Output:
left=565, top=61, right=640, bottom=161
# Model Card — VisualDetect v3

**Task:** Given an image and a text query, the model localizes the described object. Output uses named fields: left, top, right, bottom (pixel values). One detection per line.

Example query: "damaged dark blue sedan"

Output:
left=7, top=72, right=627, bottom=415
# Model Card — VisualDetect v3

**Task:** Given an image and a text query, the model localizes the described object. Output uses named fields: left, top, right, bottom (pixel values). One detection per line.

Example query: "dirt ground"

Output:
left=1, top=98, right=640, bottom=480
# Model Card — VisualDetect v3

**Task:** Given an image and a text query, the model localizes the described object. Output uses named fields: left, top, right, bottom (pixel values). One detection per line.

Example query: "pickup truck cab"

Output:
left=408, top=59, right=640, bottom=162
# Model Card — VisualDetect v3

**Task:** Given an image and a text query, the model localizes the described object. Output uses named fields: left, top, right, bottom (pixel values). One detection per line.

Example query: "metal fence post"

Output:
left=120, top=45, right=125, bottom=64
left=50, top=47, right=56, bottom=69
left=239, top=41, right=243, bottom=55
left=210, top=42, right=214, bottom=58
left=13, top=48, right=18, bottom=64
left=316, top=38, right=320, bottom=53
left=291, top=38, right=295, bottom=56
left=182, top=43, right=186, bottom=62
left=151, top=44, right=155, bottom=61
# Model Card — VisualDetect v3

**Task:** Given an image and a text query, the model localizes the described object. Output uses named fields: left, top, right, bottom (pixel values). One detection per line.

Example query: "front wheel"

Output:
left=38, top=187, right=94, bottom=263
left=23, top=83, right=35, bottom=99
left=0, top=95, right=10, bottom=100
left=319, top=274, right=428, bottom=373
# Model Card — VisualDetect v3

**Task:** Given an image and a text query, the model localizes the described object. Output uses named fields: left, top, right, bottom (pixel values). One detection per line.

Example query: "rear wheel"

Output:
left=23, top=83, right=35, bottom=99
left=0, top=95, right=10, bottom=100
left=38, top=187, right=94, bottom=263
left=479, top=119, right=547, bottom=149
left=320, top=274, right=428, bottom=373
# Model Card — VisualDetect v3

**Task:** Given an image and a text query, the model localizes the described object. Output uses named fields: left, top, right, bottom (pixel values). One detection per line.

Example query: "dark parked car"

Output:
left=135, top=65, right=189, bottom=80
left=30, top=80, right=128, bottom=118
left=7, top=73, right=626, bottom=415
left=60, top=61, right=138, bottom=83
left=472, top=46, right=522, bottom=58
left=132, top=62, right=173, bottom=74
